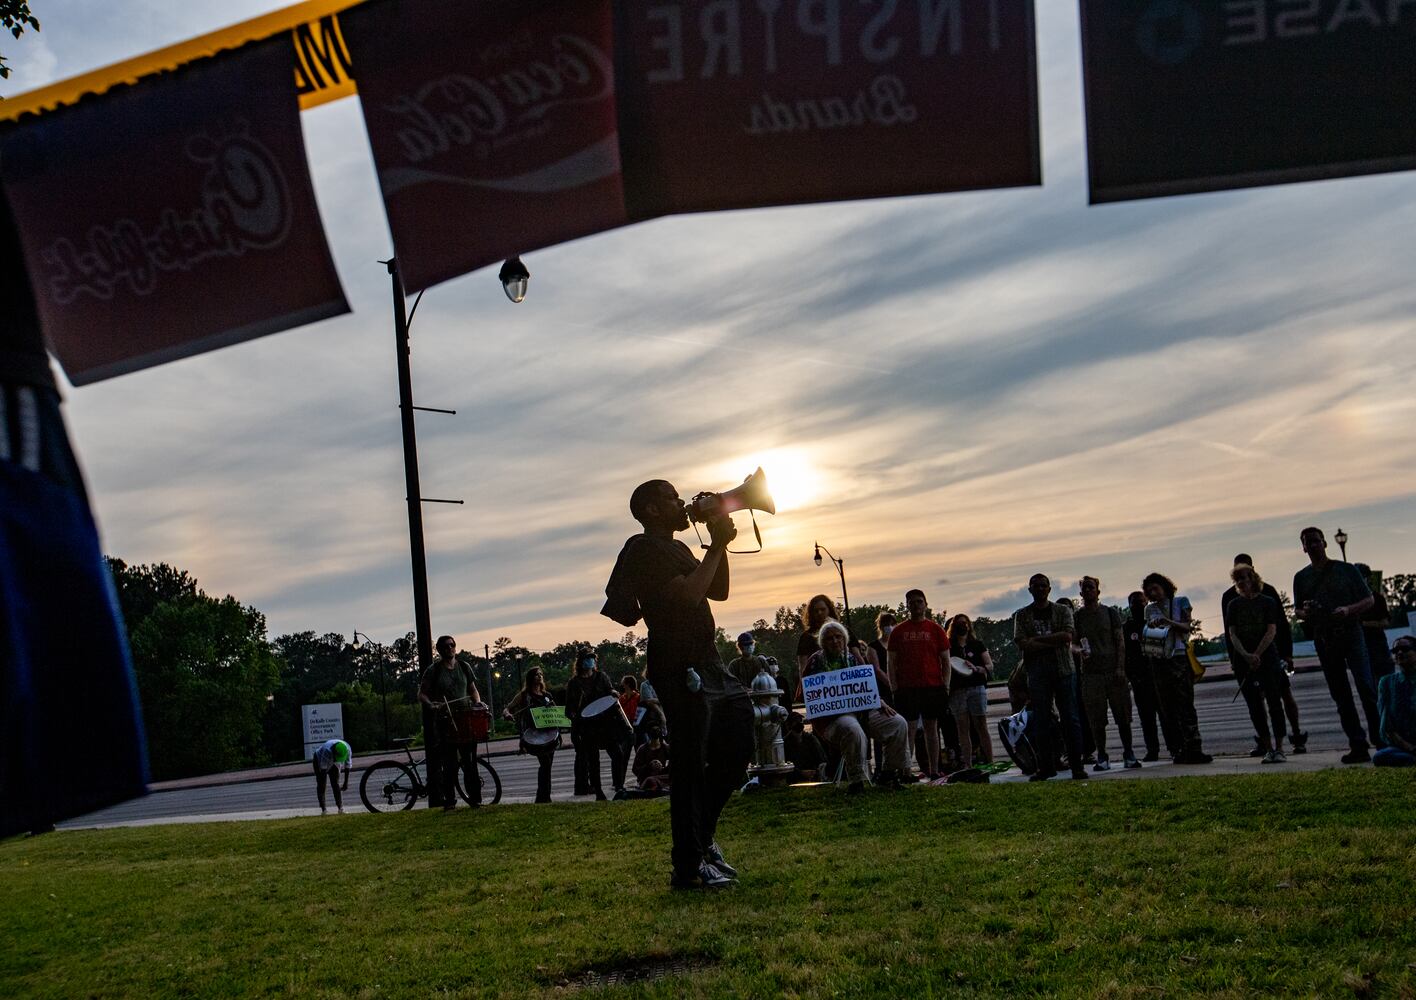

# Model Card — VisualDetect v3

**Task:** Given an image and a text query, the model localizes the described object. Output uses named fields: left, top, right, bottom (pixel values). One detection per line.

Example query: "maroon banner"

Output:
left=0, top=37, right=348, bottom=386
left=614, top=0, right=1040, bottom=218
left=342, top=0, right=627, bottom=293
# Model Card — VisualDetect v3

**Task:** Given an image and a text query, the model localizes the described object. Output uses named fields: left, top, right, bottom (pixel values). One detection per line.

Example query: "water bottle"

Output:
left=1080, top=638, right=1092, bottom=658
left=686, top=667, right=703, bottom=694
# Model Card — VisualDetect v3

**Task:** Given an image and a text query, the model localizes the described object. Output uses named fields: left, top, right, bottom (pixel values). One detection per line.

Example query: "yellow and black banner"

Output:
left=0, top=0, right=360, bottom=123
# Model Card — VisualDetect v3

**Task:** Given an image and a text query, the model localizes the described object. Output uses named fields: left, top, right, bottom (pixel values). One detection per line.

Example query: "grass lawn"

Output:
left=3, top=769, right=1415, bottom=998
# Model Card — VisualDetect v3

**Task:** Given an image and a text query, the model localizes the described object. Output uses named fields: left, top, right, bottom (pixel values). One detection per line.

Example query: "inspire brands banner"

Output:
left=1081, top=0, right=1416, bottom=203
left=341, top=0, right=628, bottom=293
left=0, top=36, right=349, bottom=386
left=613, top=0, right=1042, bottom=219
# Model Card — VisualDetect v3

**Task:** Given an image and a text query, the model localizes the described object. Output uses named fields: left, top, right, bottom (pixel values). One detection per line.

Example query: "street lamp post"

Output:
left=382, top=256, right=530, bottom=672
left=352, top=630, right=391, bottom=750
left=1335, top=527, right=1349, bottom=562
left=813, top=542, right=852, bottom=633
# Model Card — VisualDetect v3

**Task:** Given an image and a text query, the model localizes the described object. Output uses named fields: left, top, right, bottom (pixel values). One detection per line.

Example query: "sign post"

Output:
left=302, top=702, right=344, bottom=759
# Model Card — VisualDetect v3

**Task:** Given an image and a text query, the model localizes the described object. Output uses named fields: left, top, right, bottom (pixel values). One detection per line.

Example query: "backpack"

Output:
left=997, top=708, right=1039, bottom=776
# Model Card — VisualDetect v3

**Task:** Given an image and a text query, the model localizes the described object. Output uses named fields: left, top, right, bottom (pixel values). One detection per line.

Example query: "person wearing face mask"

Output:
left=868, top=612, right=896, bottom=708
left=566, top=647, right=620, bottom=801
left=728, top=631, right=769, bottom=689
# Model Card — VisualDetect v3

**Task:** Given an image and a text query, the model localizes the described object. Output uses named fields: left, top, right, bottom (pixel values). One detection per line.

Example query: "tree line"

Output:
left=107, top=558, right=1413, bottom=781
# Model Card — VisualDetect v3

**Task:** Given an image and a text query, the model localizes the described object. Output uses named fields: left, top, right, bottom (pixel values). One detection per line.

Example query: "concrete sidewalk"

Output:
left=62, top=747, right=1367, bottom=830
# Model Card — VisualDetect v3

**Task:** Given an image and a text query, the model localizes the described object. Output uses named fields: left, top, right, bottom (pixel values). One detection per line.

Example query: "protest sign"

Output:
left=529, top=706, right=571, bottom=729
left=802, top=664, right=880, bottom=721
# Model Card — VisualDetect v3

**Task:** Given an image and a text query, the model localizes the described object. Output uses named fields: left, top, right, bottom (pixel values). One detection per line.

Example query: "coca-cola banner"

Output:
left=1081, top=1, right=1416, bottom=203
left=342, top=0, right=627, bottom=293
left=0, top=37, right=349, bottom=386
left=613, top=0, right=1040, bottom=218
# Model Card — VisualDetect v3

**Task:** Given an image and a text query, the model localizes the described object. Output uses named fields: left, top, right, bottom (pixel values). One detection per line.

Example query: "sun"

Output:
left=713, top=447, right=822, bottom=515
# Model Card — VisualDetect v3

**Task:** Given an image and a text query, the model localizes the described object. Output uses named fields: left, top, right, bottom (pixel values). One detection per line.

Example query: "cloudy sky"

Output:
left=8, top=2, right=1415, bottom=654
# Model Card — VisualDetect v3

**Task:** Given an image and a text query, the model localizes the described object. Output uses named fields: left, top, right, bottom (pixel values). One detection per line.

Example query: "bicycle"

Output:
left=359, top=737, right=503, bottom=812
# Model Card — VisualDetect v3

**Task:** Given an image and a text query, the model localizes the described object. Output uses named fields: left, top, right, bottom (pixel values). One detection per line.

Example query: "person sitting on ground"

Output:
left=800, top=620, right=912, bottom=792
left=633, top=727, right=672, bottom=793
left=782, top=711, right=827, bottom=782
left=636, top=667, right=666, bottom=742
left=312, top=738, right=352, bottom=815
left=1375, top=637, right=1416, bottom=768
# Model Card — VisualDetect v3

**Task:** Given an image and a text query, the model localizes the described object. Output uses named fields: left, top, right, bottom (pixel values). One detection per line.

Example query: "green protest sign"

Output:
left=529, top=706, right=570, bottom=730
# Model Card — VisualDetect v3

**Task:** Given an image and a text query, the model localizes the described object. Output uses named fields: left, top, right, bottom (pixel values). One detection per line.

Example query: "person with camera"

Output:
left=601, top=480, right=754, bottom=890
left=1294, top=527, right=1379, bottom=763
left=1141, top=573, right=1211, bottom=765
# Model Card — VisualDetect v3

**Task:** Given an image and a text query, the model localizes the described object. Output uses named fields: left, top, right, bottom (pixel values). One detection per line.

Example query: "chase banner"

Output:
left=613, top=0, right=1041, bottom=220
left=0, top=36, right=349, bottom=385
left=1081, top=0, right=1416, bottom=203
left=341, top=0, right=628, bottom=293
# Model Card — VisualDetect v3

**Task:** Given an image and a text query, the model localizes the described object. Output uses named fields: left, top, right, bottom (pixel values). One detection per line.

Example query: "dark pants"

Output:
left=1152, top=656, right=1203, bottom=756
left=432, top=730, right=477, bottom=806
left=656, top=677, right=754, bottom=879
left=572, top=724, right=604, bottom=798
left=313, top=761, right=342, bottom=810
left=1235, top=655, right=1287, bottom=749
left=525, top=742, right=555, bottom=803
left=1125, top=663, right=1163, bottom=756
left=1314, top=628, right=1380, bottom=751
left=1025, top=663, right=1084, bottom=776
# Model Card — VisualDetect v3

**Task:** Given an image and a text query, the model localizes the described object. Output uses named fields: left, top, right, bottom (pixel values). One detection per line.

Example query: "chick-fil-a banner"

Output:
left=341, top=0, right=627, bottom=293
left=1081, top=0, right=1416, bottom=204
left=0, top=36, right=349, bottom=386
left=613, top=0, right=1041, bottom=219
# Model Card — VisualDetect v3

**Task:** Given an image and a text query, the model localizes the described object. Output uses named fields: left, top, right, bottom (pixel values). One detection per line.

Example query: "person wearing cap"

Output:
left=728, top=632, right=769, bottom=690
left=1374, top=637, right=1416, bottom=767
left=312, top=738, right=352, bottom=814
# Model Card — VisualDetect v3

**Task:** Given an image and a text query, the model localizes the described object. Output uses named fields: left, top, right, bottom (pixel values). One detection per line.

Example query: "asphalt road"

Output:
left=60, top=669, right=1363, bottom=827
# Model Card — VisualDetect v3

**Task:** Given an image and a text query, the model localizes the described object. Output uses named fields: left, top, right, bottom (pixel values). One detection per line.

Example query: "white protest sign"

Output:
left=303, top=702, right=344, bottom=760
left=802, top=665, right=880, bottom=721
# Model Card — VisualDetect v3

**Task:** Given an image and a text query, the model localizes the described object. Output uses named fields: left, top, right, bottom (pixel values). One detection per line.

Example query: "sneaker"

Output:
left=1248, top=741, right=1265, bottom=758
left=1093, top=757, right=1111, bottom=772
left=1071, top=769, right=1090, bottom=780
left=1262, top=750, right=1286, bottom=764
left=1028, top=772, right=1051, bottom=782
left=1080, top=754, right=1097, bottom=766
left=1178, top=751, right=1213, bottom=765
left=670, top=862, right=734, bottom=891
left=320, top=807, right=328, bottom=815
left=1123, top=754, right=1142, bottom=769
left=1290, top=731, right=1309, bottom=754
left=1142, top=749, right=1160, bottom=763
left=704, top=842, right=737, bottom=879
left=336, top=806, right=345, bottom=815
left=1341, top=748, right=1371, bottom=765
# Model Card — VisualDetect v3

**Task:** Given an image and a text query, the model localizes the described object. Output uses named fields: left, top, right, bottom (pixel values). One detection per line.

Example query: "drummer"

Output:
left=565, top=648, right=626, bottom=800
left=418, top=635, right=485, bottom=811
left=503, top=666, right=559, bottom=804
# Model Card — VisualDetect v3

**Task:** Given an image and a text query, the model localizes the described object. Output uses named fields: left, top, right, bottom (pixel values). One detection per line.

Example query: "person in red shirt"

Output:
left=887, top=589, right=952, bottom=778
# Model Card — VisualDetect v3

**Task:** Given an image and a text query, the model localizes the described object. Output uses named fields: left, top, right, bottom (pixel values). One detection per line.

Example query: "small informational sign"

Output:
left=529, top=706, right=571, bottom=730
left=802, top=666, right=880, bottom=721
left=303, top=702, right=344, bottom=759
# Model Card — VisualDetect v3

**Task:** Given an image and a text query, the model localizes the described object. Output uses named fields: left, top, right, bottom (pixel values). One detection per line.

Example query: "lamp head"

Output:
left=499, top=256, right=529, bottom=303
left=1335, top=527, right=1348, bottom=547
left=813, top=543, right=823, bottom=567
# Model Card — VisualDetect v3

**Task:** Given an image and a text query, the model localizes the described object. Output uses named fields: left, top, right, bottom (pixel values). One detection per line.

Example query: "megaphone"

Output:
left=686, top=467, right=776, bottom=523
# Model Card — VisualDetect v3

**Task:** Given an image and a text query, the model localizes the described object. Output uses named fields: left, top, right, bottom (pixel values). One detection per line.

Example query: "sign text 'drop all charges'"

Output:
left=615, top=0, right=1040, bottom=219
left=802, top=665, right=882, bottom=720
left=1080, top=0, right=1416, bottom=203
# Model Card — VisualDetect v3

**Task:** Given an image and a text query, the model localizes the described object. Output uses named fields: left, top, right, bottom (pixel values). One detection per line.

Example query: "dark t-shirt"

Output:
left=797, top=630, right=821, bottom=659
left=1293, top=560, right=1371, bottom=638
left=957, top=637, right=989, bottom=687
left=601, top=533, right=745, bottom=700
left=1072, top=605, right=1123, bottom=675
left=1221, top=581, right=1293, bottom=660
left=1022, top=605, right=1054, bottom=669
left=1224, top=593, right=1282, bottom=660
left=1123, top=609, right=1147, bottom=672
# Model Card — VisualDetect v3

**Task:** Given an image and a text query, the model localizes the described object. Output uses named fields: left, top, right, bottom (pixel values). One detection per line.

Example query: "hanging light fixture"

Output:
left=499, top=256, right=530, bottom=304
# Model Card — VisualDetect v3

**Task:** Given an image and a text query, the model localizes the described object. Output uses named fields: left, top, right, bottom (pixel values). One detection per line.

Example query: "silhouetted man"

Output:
left=1013, top=574, right=1087, bottom=781
left=1294, top=527, right=1379, bottom=763
left=602, top=480, right=754, bottom=889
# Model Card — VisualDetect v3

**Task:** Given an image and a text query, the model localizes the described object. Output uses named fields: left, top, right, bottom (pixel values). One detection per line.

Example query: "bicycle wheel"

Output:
left=455, top=757, right=502, bottom=806
left=360, top=761, right=420, bottom=812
